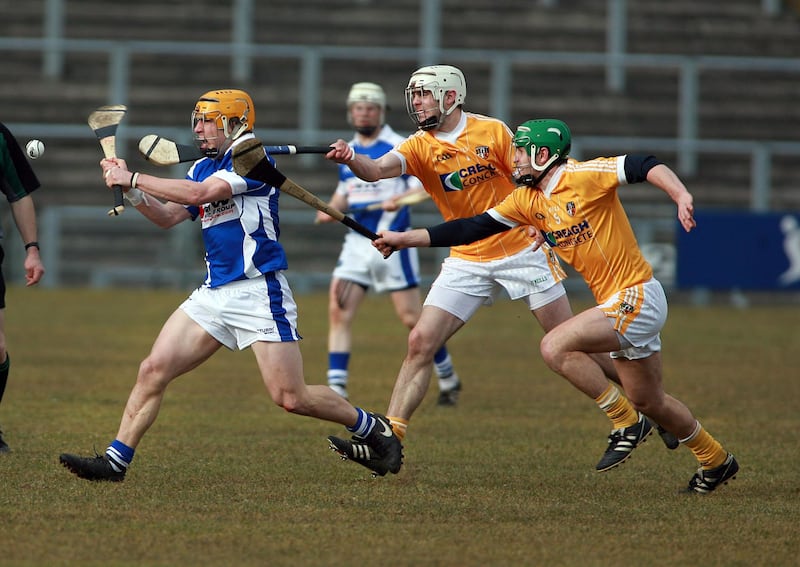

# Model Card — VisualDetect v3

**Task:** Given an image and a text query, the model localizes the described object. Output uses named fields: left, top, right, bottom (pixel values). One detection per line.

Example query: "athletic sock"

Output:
left=0, top=353, right=9, bottom=406
left=595, top=384, right=639, bottom=430
left=106, top=439, right=135, bottom=473
left=0, top=353, right=11, bottom=402
left=346, top=408, right=375, bottom=438
left=433, top=347, right=454, bottom=379
left=327, top=352, right=350, bottom=389
left=679, top=420, right=727, bottom=469
left=387, top=416, right=408, bottom=442
left=434, top=347, right=461, bottom=393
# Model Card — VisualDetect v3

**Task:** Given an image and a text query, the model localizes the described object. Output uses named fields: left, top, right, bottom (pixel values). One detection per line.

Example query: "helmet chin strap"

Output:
left=421, top=95, right=459, bottom=131
left=195, top=134, right=234, bottom=159
left=531, top=153, right=562, bottom=174
left=417, top=105, right=453, bottom=131
left=515, top=159, right=563, bottom=187
left=414, top=92, right=457, bottom=131
left=193, top=133, right=218, bottom=158
left=197, top=121, right=246, bottom=159
left=417, top=115, right=440, bottom=131
left=217, top=137, right=235, bottom=156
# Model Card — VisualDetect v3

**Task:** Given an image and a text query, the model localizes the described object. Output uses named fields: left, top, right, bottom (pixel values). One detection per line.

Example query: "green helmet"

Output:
left=513, top=119, right=571, bottom=174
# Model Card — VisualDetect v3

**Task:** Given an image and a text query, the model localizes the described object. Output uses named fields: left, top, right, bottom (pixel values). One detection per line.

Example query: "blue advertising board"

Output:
left=676, top=210, right=800, bottom=290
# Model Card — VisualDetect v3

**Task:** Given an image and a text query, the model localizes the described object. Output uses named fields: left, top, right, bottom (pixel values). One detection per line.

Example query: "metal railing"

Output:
left=5, top=32, right=800, bottom=211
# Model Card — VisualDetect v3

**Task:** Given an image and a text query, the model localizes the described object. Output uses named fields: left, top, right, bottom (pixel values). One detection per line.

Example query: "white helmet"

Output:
left=404, top=65, right=466, bottom=130
left=346, top=82, right=386, bottom=135
left=347, top=82, right=386, bottom=107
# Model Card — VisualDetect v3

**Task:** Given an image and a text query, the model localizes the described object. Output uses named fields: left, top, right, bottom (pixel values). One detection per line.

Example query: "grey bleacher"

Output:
left=2, top=0, right=799, bottom=288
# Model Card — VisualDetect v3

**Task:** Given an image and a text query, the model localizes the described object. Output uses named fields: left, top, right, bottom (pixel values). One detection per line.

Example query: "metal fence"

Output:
left=5, top=0, right=800, bottom=208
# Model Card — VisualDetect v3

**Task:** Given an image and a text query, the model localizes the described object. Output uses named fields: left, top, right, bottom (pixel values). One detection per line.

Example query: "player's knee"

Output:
left=136, top=357, right=172, bottom=393
left=271, top=387, right=304, bottom=414
left=627, top=395, right=660, bottom=417
left=277, top=397, right=300, bottom=414
left=539, top=333, right=562, bottom=372
left=407, top=326, right=438, bottom=360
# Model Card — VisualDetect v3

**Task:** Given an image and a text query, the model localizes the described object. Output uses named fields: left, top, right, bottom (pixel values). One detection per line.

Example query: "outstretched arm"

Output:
left=326, top=139, right=403, bottom=181
left=373, top=212, right=509, bottom=256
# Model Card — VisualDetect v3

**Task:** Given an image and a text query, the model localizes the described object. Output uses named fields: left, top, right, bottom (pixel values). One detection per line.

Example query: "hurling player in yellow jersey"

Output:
left=325, top=65, right=677, bottom=478
left=372, top=119, right=738, bottom=494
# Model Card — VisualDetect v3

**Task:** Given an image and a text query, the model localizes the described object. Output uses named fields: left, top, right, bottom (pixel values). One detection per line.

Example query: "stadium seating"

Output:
left=3, top=0, right=800, bottom=285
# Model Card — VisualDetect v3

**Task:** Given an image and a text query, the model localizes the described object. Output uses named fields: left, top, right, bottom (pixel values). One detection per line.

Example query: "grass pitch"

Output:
left=0, top=287, right=798, bottom=566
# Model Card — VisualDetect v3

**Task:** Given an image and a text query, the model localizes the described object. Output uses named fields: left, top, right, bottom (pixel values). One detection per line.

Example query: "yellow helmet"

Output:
left=191, top=89, right=255, bottom=141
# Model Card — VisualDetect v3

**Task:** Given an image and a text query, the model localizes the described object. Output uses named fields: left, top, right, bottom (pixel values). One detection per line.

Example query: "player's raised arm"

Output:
left=645, top=163, right=696, bottom=233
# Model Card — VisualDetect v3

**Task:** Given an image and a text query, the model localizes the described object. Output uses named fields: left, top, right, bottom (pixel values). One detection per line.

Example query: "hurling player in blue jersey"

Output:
left=315, top=82, right=461, bottom=405
left=59, top=89, right=402, bottom=481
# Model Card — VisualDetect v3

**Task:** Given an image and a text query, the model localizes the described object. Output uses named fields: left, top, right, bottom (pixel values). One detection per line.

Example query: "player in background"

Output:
left=325, top=65, right=676, bottom=477
left=315, top=82, right=461, bottom=405
left=372, top=119, right=738, bottom=494
left=0, top=122, right=46, bottom=453
left=59, top=89, right=402, bottom=481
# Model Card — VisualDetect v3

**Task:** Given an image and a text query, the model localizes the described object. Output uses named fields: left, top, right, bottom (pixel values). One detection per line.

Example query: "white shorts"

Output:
left=597, top=277, right=667, bottom=360
left=424, top=244, right=566, bottom=322
left=180, top=272, right=300, bottom=351
left=332, top=232, right=420, bottom=293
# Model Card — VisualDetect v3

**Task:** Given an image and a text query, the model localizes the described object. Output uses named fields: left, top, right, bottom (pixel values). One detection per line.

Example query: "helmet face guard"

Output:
left=191, top=89, right=255, bottom=157
left=346, top=82, right=386, bottom=136
left=404, top=65, right=466, bottom=131
left=512, top=119, right=571, bottom=185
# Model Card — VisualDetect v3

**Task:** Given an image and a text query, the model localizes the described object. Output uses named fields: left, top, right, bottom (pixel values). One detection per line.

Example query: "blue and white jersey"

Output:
left=184, top=134, right=288, bottom=288
left=336, top=124, right=422, bottom=235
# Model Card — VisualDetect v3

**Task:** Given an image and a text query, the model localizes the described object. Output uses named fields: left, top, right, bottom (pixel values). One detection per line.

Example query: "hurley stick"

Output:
left=139, top=134, right=331, bottom=166
left=232, top=138, right=383, bottom=243
left=87, top=105, right=127, bottom=216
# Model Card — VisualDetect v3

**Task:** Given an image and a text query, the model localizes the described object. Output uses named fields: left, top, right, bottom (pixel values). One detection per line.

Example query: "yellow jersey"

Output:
left=491, top=156, right=653, bottom=303
left=392, top=112, right=534, bottom=262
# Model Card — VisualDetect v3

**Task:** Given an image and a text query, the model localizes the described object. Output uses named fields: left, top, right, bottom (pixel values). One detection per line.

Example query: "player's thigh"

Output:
left=543, top=306, right=621, bottom=356
left=527, top=285, right=571, bottom=332
left=251, top=340, right=305, bottom=397
left=411, top=304, right=467, bottom=352
left=424, top=282, right=488, bottom=323
left=148, top=308, right=223, bottom=379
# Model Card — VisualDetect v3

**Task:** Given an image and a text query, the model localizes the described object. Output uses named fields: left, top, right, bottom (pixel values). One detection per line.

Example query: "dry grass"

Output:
left=0, top=287, right=798, bottom=566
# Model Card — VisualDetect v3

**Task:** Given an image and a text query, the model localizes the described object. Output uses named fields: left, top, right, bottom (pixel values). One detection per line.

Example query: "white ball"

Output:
left=26, top=139, right=45, bottom=159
